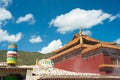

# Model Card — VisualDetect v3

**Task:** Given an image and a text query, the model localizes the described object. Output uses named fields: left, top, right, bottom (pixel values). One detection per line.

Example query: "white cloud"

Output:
left=109, top=16, right=116, bottom=22
left=29, top=35, right=42, bottom=43
left=50, top=8, right=116, bottom=34
left=0, top=29, right=22, bottom=42
left=0, top=0, right=13, bottom=27
left=39, top=39, right=63, bottom=54
left=0, top=0, right=12, bottom=8
left=82, top=30, right=92, bottom=36
left=115, top=38, right=120, bottom=45
left=0, top=8, right=12, bottom=26
left=16, top=13, right=35, bottom=24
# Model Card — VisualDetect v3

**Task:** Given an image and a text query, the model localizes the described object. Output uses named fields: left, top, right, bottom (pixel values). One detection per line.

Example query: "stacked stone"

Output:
left=7, top=43, right=18, bottom=65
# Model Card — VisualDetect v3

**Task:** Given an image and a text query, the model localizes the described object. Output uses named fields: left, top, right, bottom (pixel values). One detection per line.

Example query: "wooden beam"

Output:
left=81, top=43, right=120, bottom=55
left=99, top=64, right=120, bottom=68
left=49, top=44, right=92, bottom=60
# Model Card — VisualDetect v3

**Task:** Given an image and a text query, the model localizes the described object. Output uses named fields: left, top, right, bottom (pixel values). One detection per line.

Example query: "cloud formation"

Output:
left=0, top=8, right=12, bottom=26
left=0, top=29, right=22, bottom=42
left=16, top=13, right=35, bottom=24
left=0, top=0, right=12, bottom=8
left=115, top=38, right=120, bottom=45
left=29, top=35, right=42, bottom=43
left=50, top=8, right=116, bottom=34
left=82, top=30, right=92, bottom=36
left=39, top=39, right=63, bottom=54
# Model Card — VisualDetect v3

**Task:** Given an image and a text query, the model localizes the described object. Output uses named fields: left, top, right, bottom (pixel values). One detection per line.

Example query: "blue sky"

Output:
left=0, top=0, right=120, bottom=53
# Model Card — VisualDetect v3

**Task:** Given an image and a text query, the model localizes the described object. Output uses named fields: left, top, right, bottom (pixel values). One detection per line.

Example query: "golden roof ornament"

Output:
left=8, top=42, right=17, bottom=48
left=79, top=27, right=82, bottom=36
left=79, top=27, right=83, bottom=45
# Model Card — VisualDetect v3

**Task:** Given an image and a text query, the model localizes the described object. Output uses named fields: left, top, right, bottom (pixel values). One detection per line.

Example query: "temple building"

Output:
left=49, top=31, right=120, bottom=75
left=0, top=43, right=120, bottom=80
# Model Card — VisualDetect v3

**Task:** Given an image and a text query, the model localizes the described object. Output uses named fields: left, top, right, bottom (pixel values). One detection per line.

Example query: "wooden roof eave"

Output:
left=83, top=35, right=116, bottom=45
left=53, top=34, right=116, bottom=53
left=49, top=44, right=82, bottom=60
left=53, top=38, right=80, bottom=53
left=49, top=44, right=91, bottom=60
left=53, top=34, right=100, bottom=53
left=83, top=35, right=100, bottom=43
left=81, top=43, right=120, bottom=55
left=102, top=43, right=120, bottom=50
left=99, top=64, right=120, bottom=68
left=74, top=34, right=100, bottom=43
left=81, top=43, right=102, bottom=54
left=101, top=42, right=116, bottom=45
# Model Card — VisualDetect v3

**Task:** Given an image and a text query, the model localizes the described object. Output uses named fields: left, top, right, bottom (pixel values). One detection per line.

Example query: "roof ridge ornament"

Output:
left=79, top=27, right=83, bottom=45
left=79, top=27, right=82, bottom=35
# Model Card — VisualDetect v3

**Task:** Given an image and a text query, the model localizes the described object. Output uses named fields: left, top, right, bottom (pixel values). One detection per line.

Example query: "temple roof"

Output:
left=50, top=33, right=117, bottom=60
left=81, top=43, right=120, bottom=54
left=49, top=44, right=92, bottom=60
left=53, top=34, right=116, bottom=53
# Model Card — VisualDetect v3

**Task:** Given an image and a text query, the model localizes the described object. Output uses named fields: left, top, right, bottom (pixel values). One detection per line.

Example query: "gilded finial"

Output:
left=79, top=27, right=82, bottom=35
left=79, top=27, right=83, bottom=44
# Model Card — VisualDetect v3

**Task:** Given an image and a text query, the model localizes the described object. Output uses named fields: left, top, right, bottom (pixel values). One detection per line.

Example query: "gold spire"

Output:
left=80, top=27, right=82, bottom=35
left=79, top=27, right=83, bottom=45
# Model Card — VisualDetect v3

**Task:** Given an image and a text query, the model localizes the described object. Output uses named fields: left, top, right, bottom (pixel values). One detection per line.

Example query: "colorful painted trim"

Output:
left=7, top=60, right=16, bottom=64
left=7, top=51, right=17, bottom=54
left=7, top=57, right=17, bottom=61
left=8, top=48, right=17, bottom=51
left=7, top=54, right=17, bottom=58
